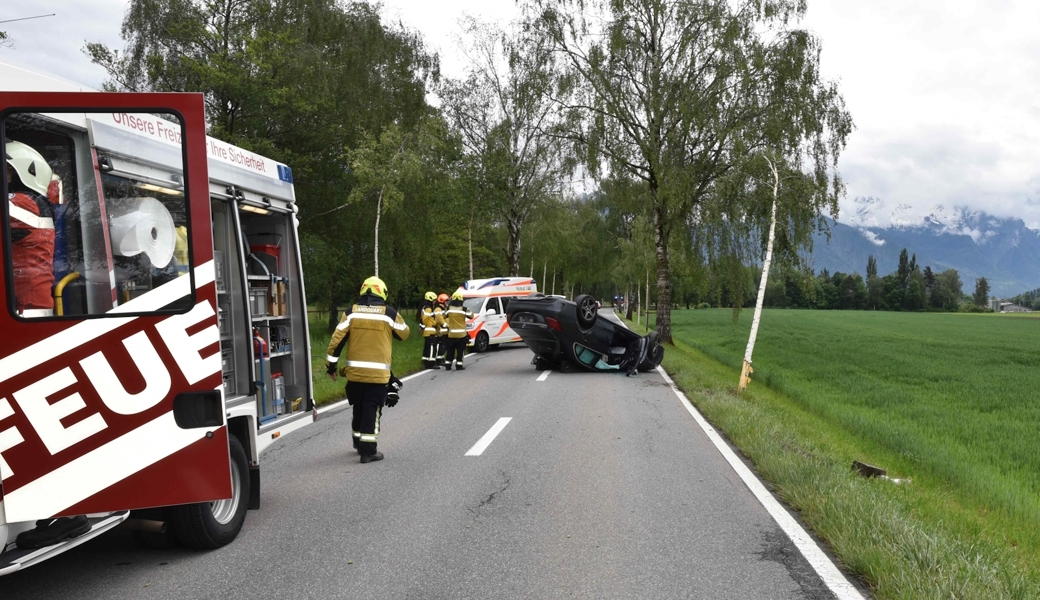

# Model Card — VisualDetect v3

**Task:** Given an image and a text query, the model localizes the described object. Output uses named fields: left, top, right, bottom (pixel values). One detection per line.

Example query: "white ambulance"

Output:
left=458, top=277, right=538, bottom=352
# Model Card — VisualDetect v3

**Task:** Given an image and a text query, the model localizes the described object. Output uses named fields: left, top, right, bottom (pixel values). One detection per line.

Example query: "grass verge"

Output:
left=309, top=310, right=426, bottom=406
left=625, top=311, right=1039, bottom=600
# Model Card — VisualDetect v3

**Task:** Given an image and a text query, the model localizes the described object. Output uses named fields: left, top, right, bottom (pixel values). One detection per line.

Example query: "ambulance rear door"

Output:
left=0, top=92, right=231, bottom=523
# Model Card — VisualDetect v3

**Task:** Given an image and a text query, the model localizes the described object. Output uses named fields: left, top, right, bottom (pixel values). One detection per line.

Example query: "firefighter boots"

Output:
left=360, top=452, right=385, bottom=464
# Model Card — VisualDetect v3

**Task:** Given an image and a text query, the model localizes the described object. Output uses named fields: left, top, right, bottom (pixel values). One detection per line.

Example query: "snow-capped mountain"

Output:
left=810, top=197, right=1040, bottom=297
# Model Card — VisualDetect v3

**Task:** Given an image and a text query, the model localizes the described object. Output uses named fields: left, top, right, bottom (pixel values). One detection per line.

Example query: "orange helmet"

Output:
left=437, top=293, right=449, bottom=304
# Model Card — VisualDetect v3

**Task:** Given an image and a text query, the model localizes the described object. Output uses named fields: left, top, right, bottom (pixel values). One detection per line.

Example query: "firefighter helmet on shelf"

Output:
left=5, top=140, right=52, bottom=197
left=360, top=276, right=387, bottom=300
left=425, top=291, right=436, bottom=302
left=452, top=290, right=464, bottom=301
left=437, top=293, right=448, bottom=304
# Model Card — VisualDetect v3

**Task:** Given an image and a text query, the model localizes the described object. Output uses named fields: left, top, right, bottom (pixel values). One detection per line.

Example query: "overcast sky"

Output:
left=4, top=0, right=1040, bottom=228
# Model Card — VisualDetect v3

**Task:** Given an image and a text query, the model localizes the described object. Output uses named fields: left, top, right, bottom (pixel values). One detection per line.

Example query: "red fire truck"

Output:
left=0, top=61, right=317, bottom=574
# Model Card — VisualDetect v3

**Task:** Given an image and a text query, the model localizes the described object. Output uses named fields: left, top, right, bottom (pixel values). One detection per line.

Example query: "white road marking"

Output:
left=465, top=417, right=512, bottom=456
left=656, top=366, right=866, bottom=600
left=399, top=370, right=431, bottom=383
left=536, top=370, right=550, bottom=381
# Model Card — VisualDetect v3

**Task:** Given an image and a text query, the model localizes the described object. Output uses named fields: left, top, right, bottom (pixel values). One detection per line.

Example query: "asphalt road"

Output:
left=0, top=319, right=846, bottom=600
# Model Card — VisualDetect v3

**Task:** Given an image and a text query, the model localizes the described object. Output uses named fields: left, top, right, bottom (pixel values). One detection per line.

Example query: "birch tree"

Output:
left=739, top=155, right=780, bottom=390
left=531, top=0, right=852, bottom=343
left=440, top=18, right=566, bottom=276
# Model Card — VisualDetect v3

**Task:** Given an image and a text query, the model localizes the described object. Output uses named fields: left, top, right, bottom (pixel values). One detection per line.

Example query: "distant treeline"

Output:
left=678, top=248, right=992, bottom=312
left=1010, top=288, right=1040, bottom=310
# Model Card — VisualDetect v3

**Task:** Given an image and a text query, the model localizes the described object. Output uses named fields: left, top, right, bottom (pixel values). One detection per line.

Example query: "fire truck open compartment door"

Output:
left=0, top=92, right=232, bottom=523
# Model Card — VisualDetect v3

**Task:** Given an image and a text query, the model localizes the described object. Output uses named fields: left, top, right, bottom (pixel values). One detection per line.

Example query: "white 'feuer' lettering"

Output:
left=154, top=301, right=221, bottom=386
left=13, top=368, right=109, bottom=456
left=0, top=397, right=25, bottom=480
left=0, top=300, right=220, bottom=478
left=81, top=331, right=172, bottom=415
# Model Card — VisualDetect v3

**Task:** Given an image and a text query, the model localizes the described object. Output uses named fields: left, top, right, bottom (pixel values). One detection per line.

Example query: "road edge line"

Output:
left=656, top=365, right=867, bottom=600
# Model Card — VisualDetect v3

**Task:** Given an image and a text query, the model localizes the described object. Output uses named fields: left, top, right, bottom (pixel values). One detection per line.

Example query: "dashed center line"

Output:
left=536, top=370, right=550, bottom=381
left=465, top=418, right=512, bottom=456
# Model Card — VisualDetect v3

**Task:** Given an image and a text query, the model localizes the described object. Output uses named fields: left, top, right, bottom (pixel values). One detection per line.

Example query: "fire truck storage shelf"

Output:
left=215, top=204, right=308, bottom=422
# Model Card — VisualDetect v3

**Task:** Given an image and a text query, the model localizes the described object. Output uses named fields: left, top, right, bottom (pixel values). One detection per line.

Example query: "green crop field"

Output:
left=652, top=308, right=1040, bottom=598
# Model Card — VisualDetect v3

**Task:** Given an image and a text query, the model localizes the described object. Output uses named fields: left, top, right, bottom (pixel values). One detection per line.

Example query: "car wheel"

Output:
left=638, top=332, right=664, bottom=372
left=169, top=435, right=250, bottom=549
left=575, top=294, right=598, bottom=330
left=474, top=331, right=490, bottom=353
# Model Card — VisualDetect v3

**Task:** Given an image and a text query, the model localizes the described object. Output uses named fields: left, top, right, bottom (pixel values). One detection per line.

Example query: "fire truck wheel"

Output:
left=170, top=435, right=250, bottom=549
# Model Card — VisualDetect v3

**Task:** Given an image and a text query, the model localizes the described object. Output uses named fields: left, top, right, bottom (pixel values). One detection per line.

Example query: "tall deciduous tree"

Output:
left=930, top=269, right=963, bottom=310
left=345, top=118, right=448, bottom=276
left=533, top=0, right=852, bottom=343
left=440, top=18, right=565, bottom=276
left=89, top=0, right=440, bottom=329
left=973, top=277, right=990, bottom=307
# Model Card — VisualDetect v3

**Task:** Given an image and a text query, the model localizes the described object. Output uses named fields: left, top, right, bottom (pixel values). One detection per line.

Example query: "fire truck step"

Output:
left=0, top=511, right=129, bottom=576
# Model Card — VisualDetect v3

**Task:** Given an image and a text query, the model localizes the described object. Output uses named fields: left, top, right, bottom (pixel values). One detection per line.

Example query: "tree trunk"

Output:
left=468, top=217, right=474, bottom=281
left=507, top=219, right=522, bottom=276
left=652, top=206, right=673, bottom=342
left=327, top=288, right=339, bottom=335
left=740, top=157, right=780, bottom=392
left=373, top=186, right=384, bottom=276
left=636, top=284, right=641, bottom=327
left=551, top=269, right=556, bottom=295
left=625, top=281, right=633, bottom=320
left=646, top=270, right=650, bottom=330
left=542, top=261, right=547, bottom=292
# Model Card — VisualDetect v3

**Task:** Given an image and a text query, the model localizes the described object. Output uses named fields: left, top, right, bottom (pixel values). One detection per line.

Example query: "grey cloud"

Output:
left=2, top=0, right=125, bottom=89
left=837, top=123, right=1040, bottom=228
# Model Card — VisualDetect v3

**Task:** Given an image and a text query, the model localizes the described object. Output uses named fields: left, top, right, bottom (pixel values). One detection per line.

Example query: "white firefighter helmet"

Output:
left=5, top=140, right=53, bottom=197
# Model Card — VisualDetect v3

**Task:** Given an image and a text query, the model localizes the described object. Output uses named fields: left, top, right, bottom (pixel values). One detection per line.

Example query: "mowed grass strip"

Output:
left=640, top=309, right=1040, bottom=599
left=309, top=310, right=426, bottom=406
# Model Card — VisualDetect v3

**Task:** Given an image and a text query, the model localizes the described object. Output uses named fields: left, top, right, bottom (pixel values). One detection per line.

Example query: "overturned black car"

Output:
left=506, top=294, right=664, bottom=375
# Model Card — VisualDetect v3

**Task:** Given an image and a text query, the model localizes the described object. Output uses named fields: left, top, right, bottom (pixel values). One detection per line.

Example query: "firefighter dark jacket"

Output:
left=421, top=302, right=442, bottom=338
left=444, top=299, right=474, bottom=339
left=326, top=294, right=410, bottom=384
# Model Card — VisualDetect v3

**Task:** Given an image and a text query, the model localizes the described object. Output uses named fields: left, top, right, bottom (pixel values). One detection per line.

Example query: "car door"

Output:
left=498, top=296, right=522, bottom=341
left=485, top=297, right=509, bottom=342
left=0, top=92, right=230, bottom=522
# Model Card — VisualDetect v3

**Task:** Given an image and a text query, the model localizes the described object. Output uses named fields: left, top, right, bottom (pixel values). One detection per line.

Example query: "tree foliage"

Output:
left=87, top=0, right=466, bottom=325
left=439, top=18, right=566, bottom=276
left=531, top=0, right=852, bottom=342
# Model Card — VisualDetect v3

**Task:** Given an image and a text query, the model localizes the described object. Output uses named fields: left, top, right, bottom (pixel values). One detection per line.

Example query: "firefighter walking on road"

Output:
left=326, top=276, right=410, bottom=463
left=444, top=290, right=474, bottom=370
left=434, top=293, right=449, bottom=367
left=420, top=291, right=441, bottom=369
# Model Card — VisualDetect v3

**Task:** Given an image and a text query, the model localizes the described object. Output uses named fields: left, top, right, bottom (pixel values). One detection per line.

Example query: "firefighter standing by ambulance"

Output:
left=434, top=292, right=449, bottom=367
left=420, top=291, right=442, bottom=369
left=326, top=276, right=410, bottom=463
left=444, top=290, right=474, bottom=370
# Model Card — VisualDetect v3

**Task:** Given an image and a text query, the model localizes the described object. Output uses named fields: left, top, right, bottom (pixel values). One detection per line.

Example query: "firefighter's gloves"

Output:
left=326, top=361, right=338, bottom=380
left=385, top=374, right=403, bottom=408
